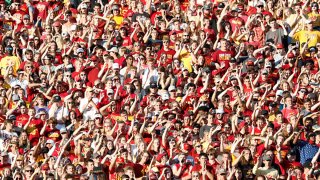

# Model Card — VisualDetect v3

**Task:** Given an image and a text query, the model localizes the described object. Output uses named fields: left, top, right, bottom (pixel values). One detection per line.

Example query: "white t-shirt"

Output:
left=79, top=97, right=99, bottom=121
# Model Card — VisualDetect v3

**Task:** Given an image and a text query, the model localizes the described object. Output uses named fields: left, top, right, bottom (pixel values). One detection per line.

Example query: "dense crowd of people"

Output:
left=0, top=0, right=319, bottom=179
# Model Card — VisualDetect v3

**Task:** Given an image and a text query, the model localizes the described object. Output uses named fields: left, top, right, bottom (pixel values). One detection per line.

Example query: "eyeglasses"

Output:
left=113, top=79, right=120, bottom=81
left=257, top=5, right=263, bottom=8
left=25, top=169, right=34, bottom=172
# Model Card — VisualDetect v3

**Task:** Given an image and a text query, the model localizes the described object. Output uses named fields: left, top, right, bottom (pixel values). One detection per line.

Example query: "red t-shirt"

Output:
left=15, top=114, right=29, bottom=128
left=281, top=108, right=298, bottom=120
left=27, top=119, right=44, bottom=145
left=211, top=49, right=235, bottom=72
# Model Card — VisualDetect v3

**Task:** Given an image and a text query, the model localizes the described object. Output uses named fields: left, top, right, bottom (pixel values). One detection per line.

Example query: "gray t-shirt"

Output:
left=265, top=28, right=284, bottom=45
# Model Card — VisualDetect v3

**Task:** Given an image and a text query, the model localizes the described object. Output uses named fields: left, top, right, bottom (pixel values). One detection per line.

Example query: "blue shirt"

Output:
left=296, top=140, right=319, bottom=165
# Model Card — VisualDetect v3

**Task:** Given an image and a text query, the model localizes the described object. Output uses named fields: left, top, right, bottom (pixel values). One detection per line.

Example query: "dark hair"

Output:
left=94, top=3, right=101, bottom=8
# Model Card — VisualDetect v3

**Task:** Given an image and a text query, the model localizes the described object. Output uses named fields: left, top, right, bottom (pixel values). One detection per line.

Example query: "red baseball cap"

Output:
left=156, top=153, right=166, bottom=162
left=276, top=44, right=284, bottom=49
left=288, top=52, right=295, bottom=58
left=282, top=64, right=291, bottom=70
left=52, top=21, right=61, bottom=27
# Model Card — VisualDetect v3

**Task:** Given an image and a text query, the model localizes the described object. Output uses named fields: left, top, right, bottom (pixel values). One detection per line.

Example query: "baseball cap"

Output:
left=60, top=128, right=67, bottom=134
left=52, top=95, right=61, bottom=102
left=23, top=14, right=30, bottom=19
left=265, top=62, right=272, bottom=68
left=107, top=88, right=114, bottom=94
left=156, top=153, right=166, bottom=162
left=107, top=47, right=118, bottom=53
left=52, top=21, right=61, bottom=27
left=46, top=139, right=55, bottom=145
left=263, top=155, right=272, bottom=161
left=7, top=114, right=16, bottom=121
left=150, top=82, right=158, bottom=88
left=216, top=109, right=224, bottom=114
left=168, top=85, right=176, bottom=92
left=218, top=168, right=227, bottom=175
left=204, top=4, right=211, bottom=10
left=309, top=46, right=317, bottom=52
left=162, top=93, right=170, bottom=100
left=112, top=63, right=120, bottom=70
left=287, top=52, right=295, bottom=58
left=112, top=4, right=120, bottom=10
left=80, top=3, right=88, bottom=9
left=246, top=59, right=255, bottom=66
left=276, top=44, right=284, bottom=49
left=92, top=153, right=100, bottom=159
left=287, top=149, right=297, bottom=156
left=256, top=1, right=264, bottom=6
left=94, top=113, right=103, bottom=119
left=77, top=48, right=84, bottom=53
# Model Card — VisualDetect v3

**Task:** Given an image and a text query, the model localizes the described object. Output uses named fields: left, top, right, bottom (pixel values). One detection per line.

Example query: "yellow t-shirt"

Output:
left=179, top=50, right=192, bottom=72
left=308, top=12, right=320, bottom=27
left=293, top=30, right=320, bottom=48
left=0, top=56, right=21, bottom=76
left=112, top=15, right=124, bottom=28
